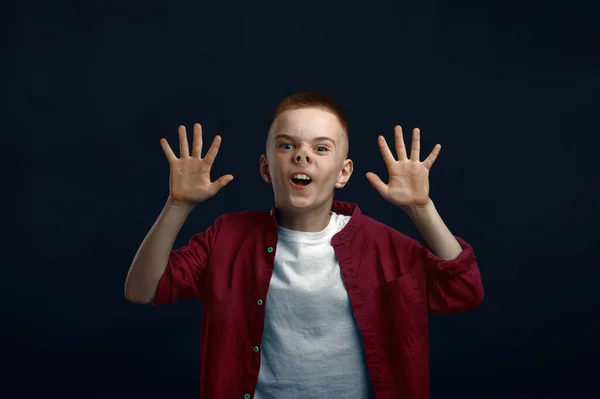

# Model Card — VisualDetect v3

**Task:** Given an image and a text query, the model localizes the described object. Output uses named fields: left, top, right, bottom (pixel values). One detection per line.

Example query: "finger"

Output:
left=203, top=135, right=222, bottom=166
left=191, top=123, right=203, bottom=158
left=410, top=128, right=420, bottom=161
left=378, top=135, right=396, bottom=167
left=178, top=125, right=190, bottom=158
left=422, top=144, right=441, bottom=170
left=213, top=174, right=234, bottom=190
left=365, top=172, right=388, bottom=197
left=394, top=125, right=408, bottom=161
left=160, top=138, right=177, bottom=163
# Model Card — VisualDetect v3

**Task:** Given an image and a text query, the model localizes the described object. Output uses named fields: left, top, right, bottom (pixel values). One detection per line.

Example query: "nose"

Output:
left=294, top=148, right=311, bottom=163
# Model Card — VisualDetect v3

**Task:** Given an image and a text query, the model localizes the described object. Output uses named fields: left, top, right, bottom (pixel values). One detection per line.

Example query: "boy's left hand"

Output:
left=366, top=126, right=441, bottom=208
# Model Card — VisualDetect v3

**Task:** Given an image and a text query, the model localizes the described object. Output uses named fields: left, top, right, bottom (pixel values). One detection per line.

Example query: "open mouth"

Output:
left=291, top=173, right=312, bottom=187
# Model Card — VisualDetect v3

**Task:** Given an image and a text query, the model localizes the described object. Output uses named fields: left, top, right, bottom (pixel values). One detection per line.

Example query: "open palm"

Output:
left=161, top=123, right=233, bottom=206
left=366, top=126, right=441, bottom=208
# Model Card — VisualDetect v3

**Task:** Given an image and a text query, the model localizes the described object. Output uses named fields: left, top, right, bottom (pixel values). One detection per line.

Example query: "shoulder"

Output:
left=215, top=210, right=272, bottom=233
left=356, top=213, right=419, bottom=247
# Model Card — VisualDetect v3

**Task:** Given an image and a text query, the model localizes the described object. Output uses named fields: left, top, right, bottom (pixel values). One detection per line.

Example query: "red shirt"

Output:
left=153, top=200, right=484, bottom=399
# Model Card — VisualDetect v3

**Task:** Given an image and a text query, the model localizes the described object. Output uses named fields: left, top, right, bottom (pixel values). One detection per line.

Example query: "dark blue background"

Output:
left=3, top=1, right=598, bottom=398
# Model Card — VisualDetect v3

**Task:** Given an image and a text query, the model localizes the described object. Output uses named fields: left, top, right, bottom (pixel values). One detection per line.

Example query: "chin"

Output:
left=283, top=194, right=333, bottom=213
left=287, top=197, right=317, bottom=210
left=272, top=182, right=334, bottom=212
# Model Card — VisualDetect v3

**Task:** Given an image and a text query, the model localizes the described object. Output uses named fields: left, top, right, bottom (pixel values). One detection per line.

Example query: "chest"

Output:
left=265, top=239, right=352, bottom=317
left=206, top=231, right=421, bottom=309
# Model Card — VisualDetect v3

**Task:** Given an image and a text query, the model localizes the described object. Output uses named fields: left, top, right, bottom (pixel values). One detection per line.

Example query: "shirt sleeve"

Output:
left=152, top=215, right=223, bottom=306
left=414, top=236, right=484, bottom=314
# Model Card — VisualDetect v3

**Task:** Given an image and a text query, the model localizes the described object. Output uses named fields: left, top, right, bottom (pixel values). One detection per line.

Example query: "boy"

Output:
left=125, top=92, right=484, bottom=399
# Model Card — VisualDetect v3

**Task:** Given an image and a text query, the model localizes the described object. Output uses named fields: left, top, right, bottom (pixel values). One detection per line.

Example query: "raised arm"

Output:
left=124, top=123, right=233, bottom=304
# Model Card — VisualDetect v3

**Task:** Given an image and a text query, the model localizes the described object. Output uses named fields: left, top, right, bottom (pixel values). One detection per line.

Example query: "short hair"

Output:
left=270, top=92, right=348, bottom=133
left=267, top=92, right=349, bottom=156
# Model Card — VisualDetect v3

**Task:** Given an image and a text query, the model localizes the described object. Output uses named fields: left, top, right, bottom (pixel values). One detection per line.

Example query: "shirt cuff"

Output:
left=421, top=236, right=477, bottom=276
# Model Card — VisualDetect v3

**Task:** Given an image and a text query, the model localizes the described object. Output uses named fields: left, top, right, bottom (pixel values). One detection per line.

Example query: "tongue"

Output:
left=293, top=179, right=310, bottom=186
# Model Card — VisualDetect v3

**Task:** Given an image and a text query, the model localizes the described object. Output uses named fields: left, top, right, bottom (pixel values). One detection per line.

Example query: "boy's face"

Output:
left=260, top=107, right=353, bottom=212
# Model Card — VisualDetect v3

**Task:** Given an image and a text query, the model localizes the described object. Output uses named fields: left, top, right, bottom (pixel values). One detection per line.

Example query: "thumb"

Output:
left=214, top=174, right=234, bottom=190
left=365, top=172, right=387, bottom=196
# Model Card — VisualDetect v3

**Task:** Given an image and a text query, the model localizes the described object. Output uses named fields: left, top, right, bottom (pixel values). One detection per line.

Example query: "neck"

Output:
left=275, top=199, right=334, bottom=232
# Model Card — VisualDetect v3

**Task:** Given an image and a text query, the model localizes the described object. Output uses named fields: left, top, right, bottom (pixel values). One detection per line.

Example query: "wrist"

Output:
left=401, top=198, right=435, bottom=219
left=167, top=195, right=197, bottom=214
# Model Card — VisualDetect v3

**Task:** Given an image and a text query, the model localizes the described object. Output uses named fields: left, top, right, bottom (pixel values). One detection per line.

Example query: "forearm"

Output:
left=402, top=200, right=463, bottom=260
left=124, top=196, right=195, bottom=304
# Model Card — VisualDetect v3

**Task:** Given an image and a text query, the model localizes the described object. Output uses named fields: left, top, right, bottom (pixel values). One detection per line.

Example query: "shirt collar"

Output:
left=269, top=200, right=362, bottom=219
left=268, top=200, right=364, bottom=246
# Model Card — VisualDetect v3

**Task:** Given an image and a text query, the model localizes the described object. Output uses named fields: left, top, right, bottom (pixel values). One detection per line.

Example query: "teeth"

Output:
left=292, top=174, right=311, bottom=180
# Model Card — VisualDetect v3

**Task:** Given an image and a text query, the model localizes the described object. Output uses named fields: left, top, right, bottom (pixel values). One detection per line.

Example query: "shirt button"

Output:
left=244, top=394, right=251, bottom=399
left=257, top=299, right=263, bottom=306
left=253, top=345, right=260, bottom=352
left=267, top=246, right=273, bottom=253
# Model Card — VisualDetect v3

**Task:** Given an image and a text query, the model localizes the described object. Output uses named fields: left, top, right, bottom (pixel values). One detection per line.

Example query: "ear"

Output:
left=335, top=158, right=354, bottom=188
left=259, top=154, right=271, bottom=183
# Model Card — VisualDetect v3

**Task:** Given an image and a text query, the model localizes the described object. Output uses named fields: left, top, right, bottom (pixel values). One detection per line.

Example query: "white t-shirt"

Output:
left=254, top=212, right=375, bottom=399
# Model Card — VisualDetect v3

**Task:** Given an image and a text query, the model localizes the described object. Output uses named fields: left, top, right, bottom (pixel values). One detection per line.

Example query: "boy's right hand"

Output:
left=160, top=123, right=234, bottom=207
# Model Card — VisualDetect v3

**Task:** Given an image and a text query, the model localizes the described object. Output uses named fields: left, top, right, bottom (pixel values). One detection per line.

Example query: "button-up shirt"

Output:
left=152, top=201, right=484, bottom=399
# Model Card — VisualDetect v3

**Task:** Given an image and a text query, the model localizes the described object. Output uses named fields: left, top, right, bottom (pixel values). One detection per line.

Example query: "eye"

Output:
left=316, top=146, right=329, bottom=152
left=279, top=143, right=294, bottom=150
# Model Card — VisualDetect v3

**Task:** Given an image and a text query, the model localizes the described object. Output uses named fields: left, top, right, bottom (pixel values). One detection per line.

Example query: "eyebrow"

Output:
left=274, top=134, right=337, bottom=146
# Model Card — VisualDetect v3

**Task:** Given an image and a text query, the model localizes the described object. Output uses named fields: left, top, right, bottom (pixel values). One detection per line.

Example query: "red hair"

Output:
left=270, top=92, right=348, bottom=134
